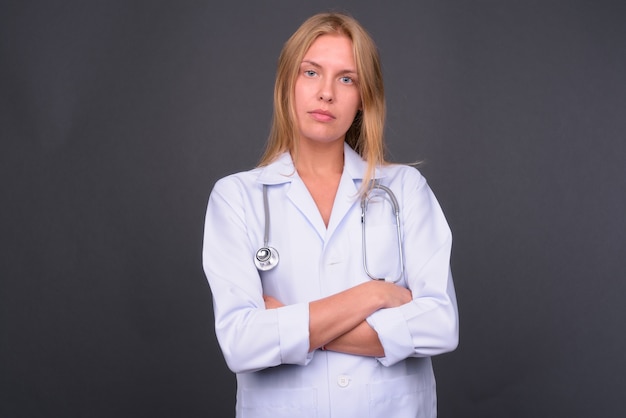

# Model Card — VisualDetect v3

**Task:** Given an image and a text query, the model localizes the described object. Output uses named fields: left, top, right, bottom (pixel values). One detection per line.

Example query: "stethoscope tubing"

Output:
left=256, top=181, right=405, bottom=282
left=254, top=185, right=279, bottom=271
left=360, top=182, right=405, bottom=282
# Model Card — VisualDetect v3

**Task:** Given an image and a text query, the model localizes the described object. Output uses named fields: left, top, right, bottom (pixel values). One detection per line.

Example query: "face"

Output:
left=293, top=34, right=362, bottom=147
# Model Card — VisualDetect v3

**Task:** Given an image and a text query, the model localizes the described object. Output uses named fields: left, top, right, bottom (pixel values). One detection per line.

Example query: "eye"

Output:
left=340, top=76, right=354, bottom=84
left=304, top=70, right=317, bottom=77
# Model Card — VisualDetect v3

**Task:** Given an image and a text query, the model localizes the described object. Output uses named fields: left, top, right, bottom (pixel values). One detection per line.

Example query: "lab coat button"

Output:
left=337, top=375, right=351, bottom=388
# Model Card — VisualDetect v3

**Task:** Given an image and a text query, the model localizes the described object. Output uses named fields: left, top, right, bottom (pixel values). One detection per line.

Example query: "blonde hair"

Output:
left=258, top=12, right=387, bottom=190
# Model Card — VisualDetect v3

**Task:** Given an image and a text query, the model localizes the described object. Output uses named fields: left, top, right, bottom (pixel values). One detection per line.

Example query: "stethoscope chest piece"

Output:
left=254, top=246, right=279, bottom=271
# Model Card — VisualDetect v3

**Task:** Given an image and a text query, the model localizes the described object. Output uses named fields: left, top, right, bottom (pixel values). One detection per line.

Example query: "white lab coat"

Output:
left=203, top=143, right=458, bottom=418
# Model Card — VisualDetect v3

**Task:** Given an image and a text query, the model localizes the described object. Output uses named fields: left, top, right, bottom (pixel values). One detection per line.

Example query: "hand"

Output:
left=368, top=280, right=412, bottom=309
left=263, top=295, right=285, bottom=309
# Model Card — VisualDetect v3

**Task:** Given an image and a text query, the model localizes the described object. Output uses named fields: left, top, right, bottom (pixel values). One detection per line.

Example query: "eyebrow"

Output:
left=300, top=60, right=358, bottom=76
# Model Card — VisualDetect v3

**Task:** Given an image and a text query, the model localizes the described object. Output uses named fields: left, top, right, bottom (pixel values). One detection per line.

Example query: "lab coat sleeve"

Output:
left=203, top=176, right=312, bottom=373
left=366, top=168, right=459, bottom=367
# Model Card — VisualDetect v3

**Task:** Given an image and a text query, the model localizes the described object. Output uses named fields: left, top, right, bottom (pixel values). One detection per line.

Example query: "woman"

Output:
left=203, top=12, right=458, bottom=418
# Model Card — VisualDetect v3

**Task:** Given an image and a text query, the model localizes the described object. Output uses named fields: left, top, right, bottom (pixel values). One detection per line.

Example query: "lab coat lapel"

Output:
left=325, top=172, right=359, bottom=241
left=256, top=152, right=327, bottom=240
left=325, top=144, right=381, bottom=242
left=286, top=176, right=327, bottom=240
left=256, top=145, right=383, bottom=243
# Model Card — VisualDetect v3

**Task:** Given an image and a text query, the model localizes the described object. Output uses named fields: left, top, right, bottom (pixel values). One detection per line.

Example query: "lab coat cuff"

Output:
left=277, top=302, right=312, bottom=366
left=366, top=306, right=414, bottom=367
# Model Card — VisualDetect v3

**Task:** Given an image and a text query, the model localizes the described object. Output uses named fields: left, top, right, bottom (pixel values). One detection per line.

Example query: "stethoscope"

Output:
left=254, top=181, right=405, bottom=282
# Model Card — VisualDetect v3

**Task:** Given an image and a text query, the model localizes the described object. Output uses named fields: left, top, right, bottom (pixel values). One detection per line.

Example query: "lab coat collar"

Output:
left=342, top=142, right=385, bottom=183
left=255, top=151, right=297, bottom=185
left=255, top=143, right=385, bottom=241
left=256, top=142, right=385, bottom=185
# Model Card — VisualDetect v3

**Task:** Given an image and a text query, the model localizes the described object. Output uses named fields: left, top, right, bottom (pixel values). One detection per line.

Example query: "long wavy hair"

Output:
left=258, top=12, right=387, bottom=191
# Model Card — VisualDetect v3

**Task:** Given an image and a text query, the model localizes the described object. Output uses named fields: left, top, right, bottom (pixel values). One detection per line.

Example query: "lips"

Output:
left=308, top=109, right=336, bottom=122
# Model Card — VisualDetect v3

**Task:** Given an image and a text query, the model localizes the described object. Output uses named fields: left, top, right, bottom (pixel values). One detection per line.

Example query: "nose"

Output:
left=318, top=79, right=334, bottom=103
left=319, top=92, right=333, bottom=103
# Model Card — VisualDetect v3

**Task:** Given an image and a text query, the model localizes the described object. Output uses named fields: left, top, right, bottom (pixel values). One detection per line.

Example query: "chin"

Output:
left=301, top=136, right=345, bottom=145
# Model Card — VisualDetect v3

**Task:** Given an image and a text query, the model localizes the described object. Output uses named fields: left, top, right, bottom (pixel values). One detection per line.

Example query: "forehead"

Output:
left=302, top=34, right=355, bottom=66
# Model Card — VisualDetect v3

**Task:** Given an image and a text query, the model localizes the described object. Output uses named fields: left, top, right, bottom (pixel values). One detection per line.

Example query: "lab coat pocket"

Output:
left=241, top=387, right=317, bottom=418
left=367, top=374, right=435, bottom=418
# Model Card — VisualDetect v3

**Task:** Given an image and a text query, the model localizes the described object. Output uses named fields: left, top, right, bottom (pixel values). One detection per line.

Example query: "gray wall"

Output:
left=1, top=1, right=625, bottom=417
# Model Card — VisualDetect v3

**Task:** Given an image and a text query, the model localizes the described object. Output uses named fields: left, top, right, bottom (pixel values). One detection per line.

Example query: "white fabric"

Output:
left=203, top=143, right=459, bottom=417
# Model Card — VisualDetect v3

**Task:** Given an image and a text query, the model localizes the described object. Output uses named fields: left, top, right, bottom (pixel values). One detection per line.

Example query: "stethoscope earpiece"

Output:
left=254, top=246, right=279, bottom=271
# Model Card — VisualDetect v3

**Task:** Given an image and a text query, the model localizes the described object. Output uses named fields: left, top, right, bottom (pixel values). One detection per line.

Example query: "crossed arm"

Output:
left=264, top=280, right=412, bottom=357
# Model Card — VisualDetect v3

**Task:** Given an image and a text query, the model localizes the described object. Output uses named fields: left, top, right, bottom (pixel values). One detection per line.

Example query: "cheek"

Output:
left=349, top=91, right=362, bottom=112
left=351, top=96, right=363, bottom=116
left=294, top=83, right=313, bottom=113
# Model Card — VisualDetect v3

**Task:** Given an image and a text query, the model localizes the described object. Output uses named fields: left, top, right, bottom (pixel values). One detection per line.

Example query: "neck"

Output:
left=294, top=138, right=345, bottom=177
